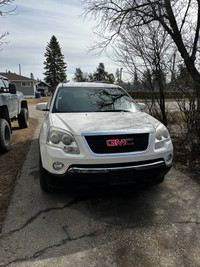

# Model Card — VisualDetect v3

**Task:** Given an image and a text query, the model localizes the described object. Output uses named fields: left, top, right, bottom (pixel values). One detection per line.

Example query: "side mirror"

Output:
left=9, top=83, right=17, bottom=94
left=138, top=102, right=147, bottom=111
left=36, top=102, right=49, bottom=111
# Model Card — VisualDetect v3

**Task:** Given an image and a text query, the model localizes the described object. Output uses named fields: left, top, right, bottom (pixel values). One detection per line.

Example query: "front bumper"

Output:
left=39, top=131, right=173, bottom=190
left=42, top=158, right=171, bottom=189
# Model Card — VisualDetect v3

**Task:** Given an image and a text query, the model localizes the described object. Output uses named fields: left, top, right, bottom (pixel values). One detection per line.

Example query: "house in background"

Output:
left=0, top=72, right=37, bottom=98
left=36, top=81, right=50, bottom=96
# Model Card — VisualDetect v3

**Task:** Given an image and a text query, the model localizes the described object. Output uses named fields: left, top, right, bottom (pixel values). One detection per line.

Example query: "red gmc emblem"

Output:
left=106, top=138, right=134, bottom=147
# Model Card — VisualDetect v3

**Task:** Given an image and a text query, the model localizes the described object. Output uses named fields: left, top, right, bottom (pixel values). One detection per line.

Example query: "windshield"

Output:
left=52, top=86, right=139, bottom=113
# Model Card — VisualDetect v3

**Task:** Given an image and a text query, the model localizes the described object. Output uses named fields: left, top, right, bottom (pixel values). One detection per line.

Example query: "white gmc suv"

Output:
left=36, top=82, right=173, bottom=192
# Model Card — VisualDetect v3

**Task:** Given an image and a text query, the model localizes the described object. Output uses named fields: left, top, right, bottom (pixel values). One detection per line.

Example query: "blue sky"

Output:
left=0, top=0, right=129, bottom=82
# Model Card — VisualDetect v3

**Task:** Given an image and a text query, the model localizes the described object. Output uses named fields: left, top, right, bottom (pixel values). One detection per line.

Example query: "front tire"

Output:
left=0, top=119, right=11, bottom=153
left=18, top=108, right=29, bottom=128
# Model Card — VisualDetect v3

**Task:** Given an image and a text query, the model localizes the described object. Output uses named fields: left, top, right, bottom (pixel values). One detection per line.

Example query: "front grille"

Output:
left=84, top=133, right=149, bottom=154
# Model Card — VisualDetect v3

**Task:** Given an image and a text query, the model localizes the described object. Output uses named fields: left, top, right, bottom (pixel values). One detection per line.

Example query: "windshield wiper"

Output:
left=99, top=109, right=130, bottom=112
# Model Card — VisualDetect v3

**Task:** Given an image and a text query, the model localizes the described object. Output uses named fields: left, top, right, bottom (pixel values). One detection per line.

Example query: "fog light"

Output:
left=53, top=162, right=64, bottom=170
left=166, top=154, right=172, bottom=161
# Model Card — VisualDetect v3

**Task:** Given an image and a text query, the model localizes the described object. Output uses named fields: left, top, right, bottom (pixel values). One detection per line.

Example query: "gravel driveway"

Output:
left=0, top=104, right=200, bottom=267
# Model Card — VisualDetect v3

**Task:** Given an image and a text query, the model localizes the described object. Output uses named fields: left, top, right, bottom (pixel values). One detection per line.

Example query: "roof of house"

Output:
left=37, top=81, right=50, bottom=87
left=0, top=72, right=35, bottom=82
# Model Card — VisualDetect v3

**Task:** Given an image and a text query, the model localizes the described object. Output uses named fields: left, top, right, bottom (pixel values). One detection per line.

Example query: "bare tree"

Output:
left=171, top=64, right=199, bottom=167
left=113, top=23, right=175, bottom=126
left=0, top=0, right=15, bottom=46
left=83, top=0, right=200, bottom=147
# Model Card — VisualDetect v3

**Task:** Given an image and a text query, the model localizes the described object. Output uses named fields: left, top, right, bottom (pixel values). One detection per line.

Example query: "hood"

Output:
left=50, top=111, right=160, bottom=136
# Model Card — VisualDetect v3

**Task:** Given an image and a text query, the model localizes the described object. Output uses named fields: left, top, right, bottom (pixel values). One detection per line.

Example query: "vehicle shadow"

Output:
left=1, top=137, right=181, bottom=267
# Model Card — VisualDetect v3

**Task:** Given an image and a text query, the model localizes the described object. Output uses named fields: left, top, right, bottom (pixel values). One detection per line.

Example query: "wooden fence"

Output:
left=128, top=91, right=192, bottom=100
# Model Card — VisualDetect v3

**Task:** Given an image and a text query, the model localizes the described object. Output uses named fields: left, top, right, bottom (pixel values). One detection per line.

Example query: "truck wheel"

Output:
left=0, top=119, right=11, bottom=153
left=39, top=156, right=50, bottom=192
left=18, top=108, right=29, bottom=128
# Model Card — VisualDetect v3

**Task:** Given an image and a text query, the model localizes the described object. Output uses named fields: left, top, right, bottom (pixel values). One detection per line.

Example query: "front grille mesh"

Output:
left=84, top=133, right=149, bottom=154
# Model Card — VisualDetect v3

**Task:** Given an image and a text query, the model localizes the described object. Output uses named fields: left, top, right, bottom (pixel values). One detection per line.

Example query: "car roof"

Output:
left=57, top=82, right=122, bottom=89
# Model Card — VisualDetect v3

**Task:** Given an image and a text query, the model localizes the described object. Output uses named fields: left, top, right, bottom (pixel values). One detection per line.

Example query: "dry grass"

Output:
left=0, top=96, right=51, bottom=232
left=0, top=118, right=38, bottom=232
left=27, top=96, right=51, bottom=104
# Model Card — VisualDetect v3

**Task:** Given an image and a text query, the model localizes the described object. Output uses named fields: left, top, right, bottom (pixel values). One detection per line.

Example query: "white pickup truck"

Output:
left=36, top=82, right=173, bottom=192
left=0, top=75, right=29, bottom=153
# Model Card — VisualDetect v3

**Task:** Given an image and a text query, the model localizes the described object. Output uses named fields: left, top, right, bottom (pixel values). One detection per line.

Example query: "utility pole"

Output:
left=19, top=64, right=21, bottom=75
left=120, top=68, right=123, bottom=83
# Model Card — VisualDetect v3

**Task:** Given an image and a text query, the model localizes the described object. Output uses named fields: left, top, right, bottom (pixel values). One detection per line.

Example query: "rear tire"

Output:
left=39, top=156, right=50, bottom=192
left=0, top=119, right=11, bottom=153
left=18, top=108, right=29, bottom=128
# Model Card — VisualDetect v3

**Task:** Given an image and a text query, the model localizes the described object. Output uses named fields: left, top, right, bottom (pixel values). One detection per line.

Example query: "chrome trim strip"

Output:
left=82, top=129, right=151, bottom=135
left=68, top=160, right=165, bottom=174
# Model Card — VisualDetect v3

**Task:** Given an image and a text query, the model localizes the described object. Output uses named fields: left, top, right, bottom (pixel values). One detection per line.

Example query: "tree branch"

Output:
left=180, top=0, right=191, bottom=33
left=164, top=0, right=189, bottom=59
left=0, top=0, right=15, bottom=17
left=191, top=0, right=200, bottom=60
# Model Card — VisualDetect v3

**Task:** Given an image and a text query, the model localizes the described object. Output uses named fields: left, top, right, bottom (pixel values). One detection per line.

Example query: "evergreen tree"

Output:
left=87, top=73, right=94, bottom=82
left=73, top=68, right=88, bottom=82
left=107, top=73, right=115, bottom=84
left=44, top=35, right=67, bottom=90
left=93, top=63, right=106, bottom=81
left=93, top=63, right=115, bottom=83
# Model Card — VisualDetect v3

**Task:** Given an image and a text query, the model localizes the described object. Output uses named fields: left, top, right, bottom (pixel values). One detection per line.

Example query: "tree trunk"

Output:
left=160, top=90, right=167, bottom=127
left=182, top=58, right=200, bottom=149
left=194, top=81, right=200, bottom=150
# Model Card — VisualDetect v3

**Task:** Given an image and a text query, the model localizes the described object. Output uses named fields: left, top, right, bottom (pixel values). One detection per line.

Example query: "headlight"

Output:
left=155, top=124, right=171, bottom=150
left=47, top=127, right=80, bottom=154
